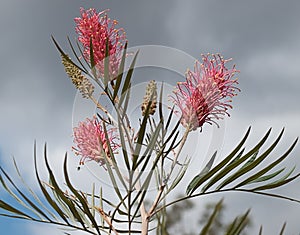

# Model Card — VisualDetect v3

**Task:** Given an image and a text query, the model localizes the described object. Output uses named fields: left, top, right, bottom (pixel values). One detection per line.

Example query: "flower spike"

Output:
left=72, top=116, right=119, bottom=166
left=172, top=54, right=239, bottom=131
left=74, top=8, right=126, bottom=80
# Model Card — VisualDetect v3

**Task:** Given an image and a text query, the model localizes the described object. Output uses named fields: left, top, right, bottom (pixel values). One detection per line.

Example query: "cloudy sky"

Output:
left=1, top=0, right=300, bottom=234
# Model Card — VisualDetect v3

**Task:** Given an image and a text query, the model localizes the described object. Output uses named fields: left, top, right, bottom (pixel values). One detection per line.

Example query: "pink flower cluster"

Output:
left=75, top=8, right=126, bottom=79
left=172, top=54, right=239, bottom=131
left=72, top=116, right=119, bottom=165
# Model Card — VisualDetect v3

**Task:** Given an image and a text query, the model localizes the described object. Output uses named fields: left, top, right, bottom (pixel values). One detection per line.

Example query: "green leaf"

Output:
left=252, top=168, right=300, bottom=191
left=89, top=37, right=97, bottom=79
left=112, top=42, right=128, bottom=101
left=186, top=151, right=217, bottom=195
left=217, top=129, right=284, bottom=190
left=259, top=226, right=263, bottom=235
left=67, top=36, right=89, bottom=73
left=103, top=38, right=110, bottom=88
left=130, top=173, right=152, bottom=222
left=202, top=128, right=271, bottom=193
left=0, top=166, right=51, bottom=221
left=248, top=168, right=285, bottom=184
left=122, top=80, right=131, bottom=120
left=0, top=172, right=44, bottom=220
left=279, top=222, right=286, bottom=235
left=118, top=50, right=139, bottom=108
left=234, top=138, right=298, bottom=188
left=12, top=158, right=58, bottom=221
left=226, top=209, right=250, bottom=235
left=132, top=100, right=152, bottom=170
left=43, top=146, right=87, bottom=229
left=117, top=116, right=131, bottom=170
left=136, top=121, right=163, bottom=168
left=63, top=156, right=101, bottom=235
left=51, top=36, right=84, bottom=73
left=34, top=143, right=70, bottom=225
left=0, top=200, right=32, bottom=219
left=199, top=199, right=223, bottom=235
left=76, top=40, right=92, bottom=71
left=169, top=157, right=190, bottom=192
left=158, top=82, right=164, bottom=127
left=102, top=122, right=128, bottom=192
left=50, top=180, right=76, bottom=223
left=187, top=128, right=251, bottom=195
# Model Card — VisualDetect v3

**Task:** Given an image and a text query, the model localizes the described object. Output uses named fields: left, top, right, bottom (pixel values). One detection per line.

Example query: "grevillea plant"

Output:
left=1, top=7, right=300, bottom=235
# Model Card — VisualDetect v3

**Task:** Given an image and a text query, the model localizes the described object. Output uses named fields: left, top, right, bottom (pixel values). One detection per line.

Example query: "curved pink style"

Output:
left=72, top=116, right=119, bottom=165
left=75, top=8, right=126, bottom=79
left=172, top=54, right=240, bottom=131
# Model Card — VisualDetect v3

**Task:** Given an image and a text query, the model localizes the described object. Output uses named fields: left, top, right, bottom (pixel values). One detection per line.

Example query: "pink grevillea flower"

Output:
left=72, top=116, right=119, bottom=166
left=74, top=8, right=126, bottom=79
left=172, top=54, right=240, bottom=131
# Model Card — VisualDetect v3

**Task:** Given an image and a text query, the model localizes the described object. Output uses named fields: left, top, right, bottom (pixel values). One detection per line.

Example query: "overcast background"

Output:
left=1, top=0, right=300, bottom=234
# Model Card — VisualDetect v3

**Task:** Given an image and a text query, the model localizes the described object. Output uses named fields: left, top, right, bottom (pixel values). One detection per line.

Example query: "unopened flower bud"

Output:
left=141, top=80, right=157, bottom=116
left=61, top=54, right=94, bottom=98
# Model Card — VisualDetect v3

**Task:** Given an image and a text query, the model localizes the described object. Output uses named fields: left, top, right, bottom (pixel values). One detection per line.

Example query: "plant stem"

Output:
left=148, top=127, right=190, bottom=218
left=90, top=95, right=118, bottom=125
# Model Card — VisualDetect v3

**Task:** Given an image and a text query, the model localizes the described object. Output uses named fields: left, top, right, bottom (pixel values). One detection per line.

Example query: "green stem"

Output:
left=148, top=127, right=190, bottom=218
left=151, top=188, right=300, bottom=217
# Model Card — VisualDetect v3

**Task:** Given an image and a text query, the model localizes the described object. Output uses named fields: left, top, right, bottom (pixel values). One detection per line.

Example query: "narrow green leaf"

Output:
left=99, top=187, right=104, bottom=227
left=131, top=141, right=165, bottom=192
left=252, top=171, right=300, bottom=191
left=164, top=120, right=181, bottom=146
left=235, top=138, right=298, bottom=188
left=67, top=36, right=89, bottom=73
left=202, top=128, right=271, bottom=192
left=118, top=50, right=139, bottom=108
left=279, top=222, right=286, bottom=235
left=132, top=100, right=152, bottom=170
left=259, top=226, right=263, bottom=235
left=117, top=116, right=131, bottom=170
left=103, top=38, right=110, bottom=87
left=102, top=150, right=127, bottom=209
left=0, top=200, right=32, bottom=219
left=0, top=167, right=50, bottom=221
left=12, top=158, right=58, bottom=221
left=91, top=183, right=95, bottom=218
left=217, top=129, right=284, bottom=190
left=33, top=143, right=70, bottom=225
left=136, top=121, right=163, bottom=168
left=76, top=40, right=92, bottom=70
left=0, top=174, right=44, bottom=220
left=102, top=123, right=128, bottom=191
left=113, top=42, right=128, bottom=101
left=51, top=36, right=84, bottom=73
left=130, top=175, right=152, bottom=222
left=199, top=199, right=223, bottom=235
left=169, top=157, right=190, bottom=192
left=241, top=151, right=259, bottom=169
left=165, top=106, right=175, bottom=131
left=63, top=156, right=101, bottom=235
left=228, top=148, right=245, bottom=166
left=158, top=82, right=164, bottom=126
left=163, top=131, right=180, bottom=157
left=43, top=147, right=87, bottom=229
left=186, top=151, right=217, bottom=195
left=50, top=180, right=76, bottom=223
left=248, top=168, right=285, bottom=184
left=89, top=37, right=97, bottom=79
left=121, top=81, right=131, bottom=120
left=188, top=127, right=251, bottom=194
left=110, top=194, right=129, bottom=227
left=228, top=209, right=250, bottom=235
